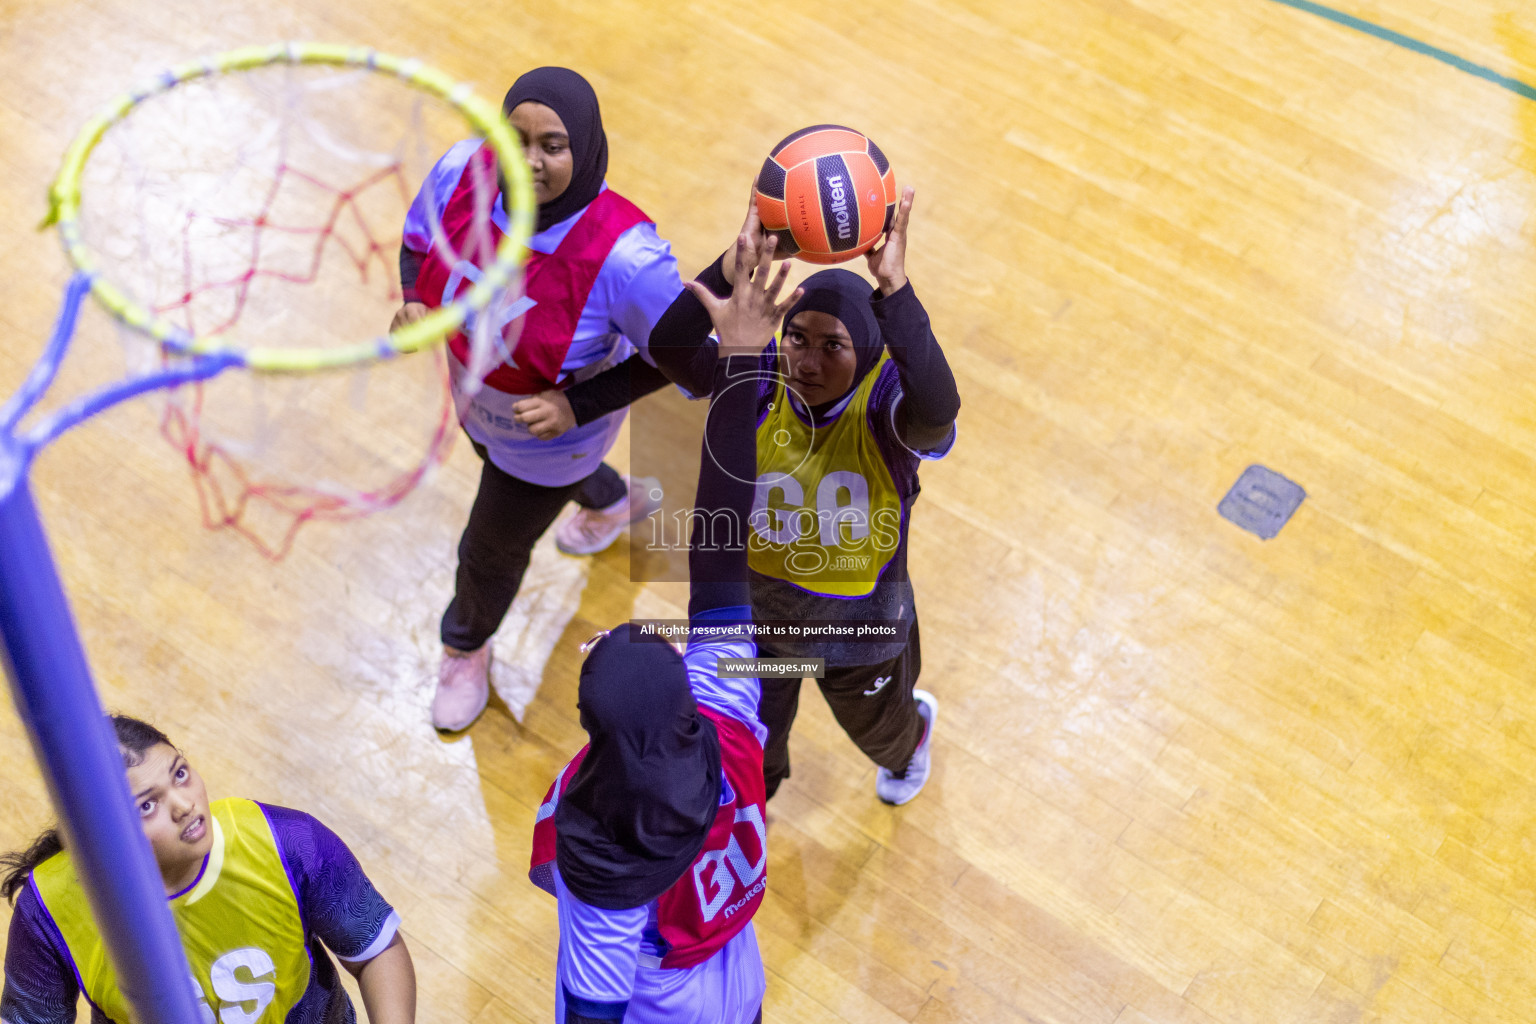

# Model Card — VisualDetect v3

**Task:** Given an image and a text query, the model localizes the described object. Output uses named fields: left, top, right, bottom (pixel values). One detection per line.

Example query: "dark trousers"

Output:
left=757, top=620, right=924, bottom=799
left=439, top=452, right=626, bottom=651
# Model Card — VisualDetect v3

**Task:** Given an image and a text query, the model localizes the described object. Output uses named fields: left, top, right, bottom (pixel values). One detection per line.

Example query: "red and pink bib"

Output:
left=530, top=709, right=768, bottom=970
left=414, top=143, right=650, bottom=394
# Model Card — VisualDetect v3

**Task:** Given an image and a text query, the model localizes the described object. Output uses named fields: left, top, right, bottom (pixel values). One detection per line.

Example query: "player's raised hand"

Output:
left=688, top=234, right=802, bottom=357
left=513, top=390, right=577, bottom=440
left=866, top=186, right=915, bottom=296
left=721, top=179, right=789, bottom=287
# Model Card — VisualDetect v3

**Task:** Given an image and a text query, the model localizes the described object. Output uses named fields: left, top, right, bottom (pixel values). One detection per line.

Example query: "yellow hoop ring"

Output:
left=43, top=42, right=535, bottom=373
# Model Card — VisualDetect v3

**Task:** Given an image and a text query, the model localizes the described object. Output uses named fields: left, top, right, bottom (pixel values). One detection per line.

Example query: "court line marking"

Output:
left=1265, top=0, right=1536, bottom=102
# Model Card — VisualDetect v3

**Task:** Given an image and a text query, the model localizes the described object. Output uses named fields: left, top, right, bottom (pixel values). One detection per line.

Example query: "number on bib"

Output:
left=815, top=470, right=871, bottom=547
left=691, top=806, right=769, bottom=923
left=752, top=471, right=872, bottom=549
left=188, top=972, right=215, bottom=1024
left=752, top=474, right=806, bottom=545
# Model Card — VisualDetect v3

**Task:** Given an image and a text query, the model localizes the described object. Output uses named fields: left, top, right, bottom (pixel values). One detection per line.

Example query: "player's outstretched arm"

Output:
left=866, top=189, right=961, bottom=451
left=865, top=185, right=914, bottom=297
left=646, top=274, right=724, bottom=398
left=685, top=235, right=801, bottom=618
left=557, top=354, right=674, bottom=429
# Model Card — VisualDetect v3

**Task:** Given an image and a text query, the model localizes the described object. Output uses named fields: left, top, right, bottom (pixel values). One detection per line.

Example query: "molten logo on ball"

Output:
left=754, top=124, right=897, bottom=265
left=826, top=174, right=853, bottom=241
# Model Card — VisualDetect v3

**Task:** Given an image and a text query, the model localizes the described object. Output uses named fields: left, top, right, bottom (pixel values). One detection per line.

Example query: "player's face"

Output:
left=782, top=311, right=858, bottom=406
left=125, top=743, right=213, bottom=893
left=508, top=101, right=575, bottom=206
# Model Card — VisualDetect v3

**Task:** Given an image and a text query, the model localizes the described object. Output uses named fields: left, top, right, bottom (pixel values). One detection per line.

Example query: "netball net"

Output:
left=41, top=45, right=531, bottom=556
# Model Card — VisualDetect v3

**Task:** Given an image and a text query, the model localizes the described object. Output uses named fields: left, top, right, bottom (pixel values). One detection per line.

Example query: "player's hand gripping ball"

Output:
left=754, top=125, right=897, bottom=265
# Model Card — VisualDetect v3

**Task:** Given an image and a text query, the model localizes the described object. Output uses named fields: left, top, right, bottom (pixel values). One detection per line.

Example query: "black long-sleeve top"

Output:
left=652, top=252, right=961, bottom=666
left=687, top=356, right=758, bottom=618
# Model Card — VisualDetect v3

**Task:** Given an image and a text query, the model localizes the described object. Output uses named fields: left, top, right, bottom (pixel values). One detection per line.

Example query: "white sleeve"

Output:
left=685, top=631, right=767, bottom=746
left=604, top=223, right=685, bottom=365
left=553, top=868, right=647, bottom=1019
left=401, top=138, right=480, bottom=255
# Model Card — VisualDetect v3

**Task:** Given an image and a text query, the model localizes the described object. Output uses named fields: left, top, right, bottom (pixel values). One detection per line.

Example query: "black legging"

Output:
left=756, top=620, right=924, bottom=799
left=440, top=448, right=626, bottom=651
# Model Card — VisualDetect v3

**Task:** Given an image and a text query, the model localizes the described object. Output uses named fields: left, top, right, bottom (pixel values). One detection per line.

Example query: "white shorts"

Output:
left=554, top=922, right=765, bottom=1024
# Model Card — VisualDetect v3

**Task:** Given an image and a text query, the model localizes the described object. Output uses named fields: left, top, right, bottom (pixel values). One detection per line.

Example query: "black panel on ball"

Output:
left=866, top=137, right=891, bottom=175
left=756, top=158, right=787, bottom=200
left=769, top=228, right=800, bottom=256
left=769, top=123, right=857, bottom=155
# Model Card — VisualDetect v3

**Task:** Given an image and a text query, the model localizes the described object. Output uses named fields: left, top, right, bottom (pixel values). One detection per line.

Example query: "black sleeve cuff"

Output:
left=399, top=246, right=424, bottom=302
left=869, top=279, right=917, bottom=317
left=565, top=355, right=672, bottom=426
left=697, top=252, right=733, bottom=298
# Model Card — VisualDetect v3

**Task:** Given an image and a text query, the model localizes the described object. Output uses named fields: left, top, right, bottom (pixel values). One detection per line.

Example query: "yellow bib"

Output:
left=33, top=798, right=310, bottom=1024
left=750, top=352, right=903, bottom=598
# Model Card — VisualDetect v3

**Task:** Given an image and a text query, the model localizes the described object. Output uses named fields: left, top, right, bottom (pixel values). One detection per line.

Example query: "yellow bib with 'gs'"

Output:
left=32, top=798, right=310, bottom=1024
left=750, top=352, right=903, bottom=598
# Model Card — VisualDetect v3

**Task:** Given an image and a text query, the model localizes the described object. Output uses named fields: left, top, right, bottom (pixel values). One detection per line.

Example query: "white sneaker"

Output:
left=555, top=476, right=663, bottom=556
left=876, top=690, right=938, bottom=806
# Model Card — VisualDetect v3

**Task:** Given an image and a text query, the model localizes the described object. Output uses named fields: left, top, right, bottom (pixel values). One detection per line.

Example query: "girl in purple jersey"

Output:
left=1, top=716, right=415, bottom=1024
left=392, top=68, right=686, bottom=732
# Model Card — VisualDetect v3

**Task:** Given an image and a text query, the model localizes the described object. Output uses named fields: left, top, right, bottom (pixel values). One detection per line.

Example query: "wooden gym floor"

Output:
left=5, top=0, right=1536, bottom=1021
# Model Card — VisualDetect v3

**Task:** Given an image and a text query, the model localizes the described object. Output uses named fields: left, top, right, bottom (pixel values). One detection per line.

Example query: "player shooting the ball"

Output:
left=648, top=176, right=961, bottom=808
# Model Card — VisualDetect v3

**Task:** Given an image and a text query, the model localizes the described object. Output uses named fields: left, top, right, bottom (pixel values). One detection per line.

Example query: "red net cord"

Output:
left=150, top=155, right=455, bottom=559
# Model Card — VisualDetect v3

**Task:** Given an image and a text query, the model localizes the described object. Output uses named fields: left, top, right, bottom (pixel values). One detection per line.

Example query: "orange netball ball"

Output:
left=754, top=124, right=897, bottom=265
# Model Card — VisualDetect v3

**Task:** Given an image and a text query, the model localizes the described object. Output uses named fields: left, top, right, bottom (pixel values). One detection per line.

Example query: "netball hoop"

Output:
left=0, top=44, right=534, bottom=1024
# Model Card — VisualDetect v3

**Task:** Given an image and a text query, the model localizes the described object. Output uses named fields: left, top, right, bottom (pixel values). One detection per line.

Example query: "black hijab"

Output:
left=555, top=624, right=723, bottom=909
left=503, top=67, right=609, bottom=233
left=781, top=269, right=885, bottom=418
